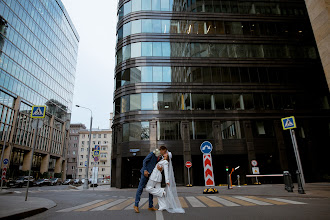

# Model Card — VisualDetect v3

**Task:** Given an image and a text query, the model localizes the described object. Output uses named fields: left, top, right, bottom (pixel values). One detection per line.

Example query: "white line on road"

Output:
left=57, top=200, right=104, bottom=212
left=267, top=198, right=307, bottom=205
left=233, top=196, right=272, bottom=205
left=186, top=196, right=206, bottom=207
left=208, top=196, right=240, bottom=207
left=156, top=211, right=164, bottom=220
left=91, top=199, right=127, bottom=211
left=125, top=198, right=148, bottom=210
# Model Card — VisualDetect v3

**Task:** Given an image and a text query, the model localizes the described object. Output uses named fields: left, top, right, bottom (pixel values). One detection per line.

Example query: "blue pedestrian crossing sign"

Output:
left=281, top=116, right=296, bottom=130
left=31, top=106, right=46, bottom=118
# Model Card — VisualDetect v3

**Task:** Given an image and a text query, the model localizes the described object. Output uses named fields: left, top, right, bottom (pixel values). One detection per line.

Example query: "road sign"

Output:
left=252, top=167, right=260, bottom=174
left=185, top=161, right=192, bottom=168
left=93, top=150, right=100, bottom=157
left=31, top=106, right=46, bottom=118
left=200, top=141, right=213, bottom=154
left=3, top=159, right=8, bottom=165
left=85, top=161, right=87, bottom=167
left=251, top=160, right=258, bottom=167
left=95, top=145, right=100, bottom=151
left=203, top=154, right=215, bottom=186
left=281, top=116, right=296, bottom=130
left=94, top=156, right=99, bottom=162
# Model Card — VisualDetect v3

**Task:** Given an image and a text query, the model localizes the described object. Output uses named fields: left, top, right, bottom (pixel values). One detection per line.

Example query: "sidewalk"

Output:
left=0, top=196, right=56, bottom=219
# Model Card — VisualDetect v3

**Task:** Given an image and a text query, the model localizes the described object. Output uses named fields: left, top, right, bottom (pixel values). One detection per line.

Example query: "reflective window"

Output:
left=157, top=121, right=181, bottom=140
left=123, top=121, right=150, bottom=142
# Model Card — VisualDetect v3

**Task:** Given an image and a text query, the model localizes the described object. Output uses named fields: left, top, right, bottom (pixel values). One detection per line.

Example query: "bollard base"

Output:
left=186, top=184, right=193, bottom=187
left=203, top=188, right=218, bottom=194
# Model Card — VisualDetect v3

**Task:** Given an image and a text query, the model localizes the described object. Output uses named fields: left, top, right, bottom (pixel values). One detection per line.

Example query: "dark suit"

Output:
left=135, top=152, right=158, bottom=208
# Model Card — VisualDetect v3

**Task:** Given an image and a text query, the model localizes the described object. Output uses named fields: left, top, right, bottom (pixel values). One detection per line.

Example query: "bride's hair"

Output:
left=164, top=153, right=169, bottom=161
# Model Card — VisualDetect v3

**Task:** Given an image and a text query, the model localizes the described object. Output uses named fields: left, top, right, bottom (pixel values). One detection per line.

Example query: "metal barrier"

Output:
left=283, top=171, right=294, bottom=192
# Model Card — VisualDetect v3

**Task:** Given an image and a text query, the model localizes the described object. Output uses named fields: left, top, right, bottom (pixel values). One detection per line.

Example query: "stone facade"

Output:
left=305, top=0, right=330, bottom=89
left=67, top=124, right=86, bottom=179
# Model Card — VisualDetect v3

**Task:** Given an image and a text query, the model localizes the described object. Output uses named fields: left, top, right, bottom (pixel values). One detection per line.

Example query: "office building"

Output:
left=0, top=0, right=79, bottom=179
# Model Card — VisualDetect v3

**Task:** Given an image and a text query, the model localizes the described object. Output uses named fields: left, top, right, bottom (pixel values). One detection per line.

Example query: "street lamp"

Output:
left=75, top=105, right=92, bottom=190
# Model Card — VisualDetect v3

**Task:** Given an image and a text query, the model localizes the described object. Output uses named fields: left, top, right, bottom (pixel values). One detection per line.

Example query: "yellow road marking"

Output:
left=220, top=196, right=256, bottom=206
left=179, top=197, right=188, bottom=208
left=142, top=198, right=158, bottom=209
left=196, top=196, right=223, bottom=207
left=246, top=196, right=288, bottom=205
left=75, top=199, right=114, bottom=211
left=109, top=198, right=135, bottom=210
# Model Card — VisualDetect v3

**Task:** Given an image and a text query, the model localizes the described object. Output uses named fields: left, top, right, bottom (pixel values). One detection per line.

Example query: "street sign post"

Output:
left=251, top=160, right=258, bottom=167
left=26, top=106, right=46, bottom=201
left=252, top=167, right=260, bottom=174
left=281, top=116, right=305, bottom=187
left=185, top=161, right=192, bottom=187
left=201, top=141, right=214, bottom=187
left=0, top=125, right=8, bottom=191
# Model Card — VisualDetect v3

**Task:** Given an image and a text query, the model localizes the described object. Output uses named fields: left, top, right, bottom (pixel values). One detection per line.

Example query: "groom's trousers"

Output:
left=135, top=173, right=153, bottom=208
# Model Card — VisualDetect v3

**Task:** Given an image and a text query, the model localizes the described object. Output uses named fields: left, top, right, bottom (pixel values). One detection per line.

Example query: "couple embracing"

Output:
left=134, top=146, right=185, bottom=214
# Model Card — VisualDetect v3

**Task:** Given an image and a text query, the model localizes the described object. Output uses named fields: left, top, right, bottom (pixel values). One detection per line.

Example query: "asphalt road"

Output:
left=7, top=185, right=330, bottom=220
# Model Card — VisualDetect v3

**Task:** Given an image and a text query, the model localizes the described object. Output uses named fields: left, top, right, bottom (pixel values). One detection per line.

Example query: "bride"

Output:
left=146, top=151, right=185, bottom=213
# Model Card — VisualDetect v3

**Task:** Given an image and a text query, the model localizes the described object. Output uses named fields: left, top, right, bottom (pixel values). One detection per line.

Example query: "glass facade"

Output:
left=0, top=0, right=79, bottom=179
left=0, top=0, right=79, bottom=116
left=113, top=0, right=330, bottom=188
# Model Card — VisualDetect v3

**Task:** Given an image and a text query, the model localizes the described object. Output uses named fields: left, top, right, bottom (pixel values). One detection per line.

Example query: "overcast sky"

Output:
left=61, top=0, right=117, bottom=129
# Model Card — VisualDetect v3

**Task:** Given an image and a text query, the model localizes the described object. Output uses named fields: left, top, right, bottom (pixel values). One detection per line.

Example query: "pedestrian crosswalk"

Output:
left=56, top=195, right=307, bottom=212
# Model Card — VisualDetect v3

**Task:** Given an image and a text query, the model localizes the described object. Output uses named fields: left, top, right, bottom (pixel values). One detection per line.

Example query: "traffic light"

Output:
left=226, top=166, right=229, bottom=172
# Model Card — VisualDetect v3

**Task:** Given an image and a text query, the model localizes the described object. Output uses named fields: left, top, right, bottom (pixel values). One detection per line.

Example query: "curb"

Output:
left=0, top=208, right=48, bottom=220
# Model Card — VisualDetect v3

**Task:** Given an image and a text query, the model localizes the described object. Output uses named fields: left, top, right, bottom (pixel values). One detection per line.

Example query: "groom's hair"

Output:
left=159, top=146, right=167, bottom=151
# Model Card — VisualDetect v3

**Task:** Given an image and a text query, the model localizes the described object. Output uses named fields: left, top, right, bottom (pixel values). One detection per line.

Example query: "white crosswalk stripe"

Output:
left=57, top=200, right=104, bottom=212
left=208, top=196, right=240, bottom=206
left=233, top=196, right=273, bottom=205
left=267, top=198, right=307, bottom=205
left=186, top=196, right=206, bottom=207
left=91, top=199, right=127, bottom=211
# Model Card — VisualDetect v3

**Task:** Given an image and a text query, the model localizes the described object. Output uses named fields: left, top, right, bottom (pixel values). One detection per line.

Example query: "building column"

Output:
left=55, top=157, right=62, bottom=173
left=46, top=116, right=55, bottom=153
left=40, top=154, right=50, bottom=174
left=149, top=120, right=157, bottom=152
left=115, top=125, right=123, bottom=188
left=243, top=121, right=256, bottom=175
left=181, top=121, right=192, bottom=186
left=212, top=121, right=224, bottom=154
left=62, top=159, right=67, bottom=181
left=274, top=120, right=289, bottom=171
left=21, top=150, right=33, bottom=171
left=3, top=97, right=21, bottom=168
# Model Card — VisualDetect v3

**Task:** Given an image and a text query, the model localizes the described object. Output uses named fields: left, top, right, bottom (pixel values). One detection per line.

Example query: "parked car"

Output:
left=35, top=179, right=51, bottom=187
left=50, top=178, right=62, bottom=186
left=73, top=179, right=82, bottom=184
left=62, top=179, right=74, bottom=185
left=10, top=176, right=35, bottom=188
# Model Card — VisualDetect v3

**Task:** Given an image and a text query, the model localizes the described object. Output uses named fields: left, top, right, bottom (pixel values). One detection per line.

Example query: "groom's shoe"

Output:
left=134, top=206, right=140, bottom=213
left=148, top=207, right=158, bottom=211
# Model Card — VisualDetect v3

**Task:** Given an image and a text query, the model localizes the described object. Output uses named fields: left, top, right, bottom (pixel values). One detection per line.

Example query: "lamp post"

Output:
left=76, top=105, right=92, bottom=190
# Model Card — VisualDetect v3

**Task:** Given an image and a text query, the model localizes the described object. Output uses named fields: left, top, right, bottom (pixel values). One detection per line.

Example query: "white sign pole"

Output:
left=290, top=129, right=305, bottom=186
left=25, top=119, right=39, bottom=201
left=187, top=167, right=190, bottom=186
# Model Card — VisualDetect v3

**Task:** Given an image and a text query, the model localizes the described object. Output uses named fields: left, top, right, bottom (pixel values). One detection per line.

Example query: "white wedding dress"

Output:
left=146, top=152, right=185, bottom=213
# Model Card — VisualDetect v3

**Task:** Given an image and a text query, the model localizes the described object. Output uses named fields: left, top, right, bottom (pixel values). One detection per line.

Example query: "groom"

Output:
left=134, top=146, right=168, bottom=213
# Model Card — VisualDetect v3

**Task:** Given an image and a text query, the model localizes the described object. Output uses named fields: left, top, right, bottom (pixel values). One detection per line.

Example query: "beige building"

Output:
left=77, top=129, right=112, bottom=182
left=305, top=0, right=330, bottom=89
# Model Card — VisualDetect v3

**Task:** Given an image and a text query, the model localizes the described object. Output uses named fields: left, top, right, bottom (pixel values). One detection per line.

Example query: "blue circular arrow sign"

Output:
left=200, top=141, right=213, bottom=154
left=3, top=159, right=9, bottom=165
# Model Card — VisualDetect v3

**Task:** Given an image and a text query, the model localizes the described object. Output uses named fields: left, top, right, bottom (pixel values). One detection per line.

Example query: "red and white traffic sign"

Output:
left=203, top=154, right=215, bottom=186
left=3, top=167, right=7, bottom=172
left=185, top=161, right=192, bottom=168
left=251, top=160, right=258, bottom=167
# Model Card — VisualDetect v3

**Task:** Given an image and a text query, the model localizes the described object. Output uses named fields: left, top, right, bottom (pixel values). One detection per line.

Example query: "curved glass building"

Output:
left=113, top=0, right=330, bottom=188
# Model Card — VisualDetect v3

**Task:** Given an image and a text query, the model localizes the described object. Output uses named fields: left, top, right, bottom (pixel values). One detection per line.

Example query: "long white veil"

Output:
left=165, top=152, right=185, bottom=213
